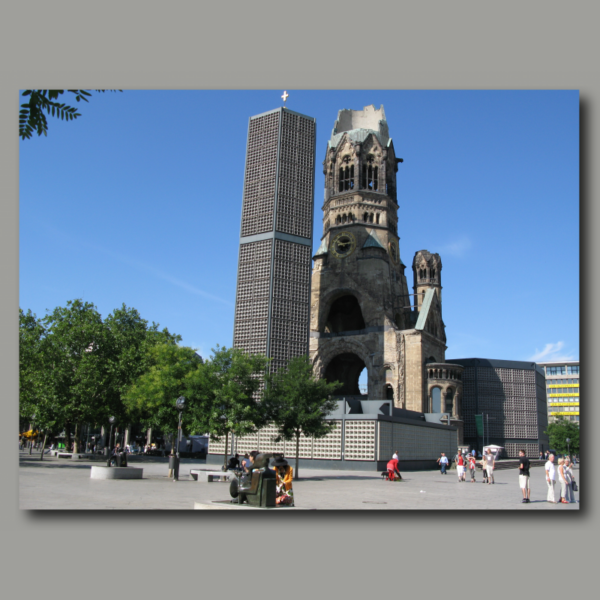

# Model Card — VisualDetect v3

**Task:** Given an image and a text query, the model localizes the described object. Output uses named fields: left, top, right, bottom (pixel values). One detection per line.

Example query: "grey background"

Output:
left=1, top=1, right=595, bottom=599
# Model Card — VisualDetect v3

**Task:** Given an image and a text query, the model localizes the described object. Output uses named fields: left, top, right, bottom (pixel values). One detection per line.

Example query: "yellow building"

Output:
left=537, top=361, right=579, bottom=424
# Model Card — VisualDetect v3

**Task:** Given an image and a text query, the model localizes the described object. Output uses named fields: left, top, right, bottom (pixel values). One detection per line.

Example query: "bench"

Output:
left=190, top=469, right=233, bottom=482
left=56, top=452, right=87, bottom=460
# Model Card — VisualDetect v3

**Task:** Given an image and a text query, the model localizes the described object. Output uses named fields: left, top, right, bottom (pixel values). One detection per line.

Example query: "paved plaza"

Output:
left=19, top=452, right=580, bottom=510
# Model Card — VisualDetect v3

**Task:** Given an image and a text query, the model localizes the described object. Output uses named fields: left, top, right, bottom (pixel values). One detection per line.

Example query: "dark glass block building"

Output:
left=233, top=107, right=317, bottom=372
left=447, top=358, right=550, bottom=458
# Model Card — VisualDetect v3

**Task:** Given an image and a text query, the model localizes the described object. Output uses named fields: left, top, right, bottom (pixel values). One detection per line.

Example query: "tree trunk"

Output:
left=39, top=432, right=48, bottom=461
left=224, top=432, right=229, bottom=470
left=73, top=422, right=81, bottom=454
left=65, top=422, right=71, bottom=452
left=295, top=431, right=300, bottom=480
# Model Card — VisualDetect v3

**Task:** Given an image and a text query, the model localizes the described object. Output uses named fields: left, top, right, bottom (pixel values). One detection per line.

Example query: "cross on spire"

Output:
left=281, top=90, right=289, bottom=107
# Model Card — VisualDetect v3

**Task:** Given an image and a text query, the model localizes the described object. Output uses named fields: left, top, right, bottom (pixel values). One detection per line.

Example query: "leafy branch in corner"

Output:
left=19, top=90, right=122, bottom=140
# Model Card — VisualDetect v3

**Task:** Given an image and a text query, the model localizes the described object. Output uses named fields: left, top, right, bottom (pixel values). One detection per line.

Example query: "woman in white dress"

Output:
left=557, top=457, right=569, bottom=504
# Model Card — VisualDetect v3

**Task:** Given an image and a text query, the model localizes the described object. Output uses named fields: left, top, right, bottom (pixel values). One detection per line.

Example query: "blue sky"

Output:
left=19, top=90, right=579, bottom=365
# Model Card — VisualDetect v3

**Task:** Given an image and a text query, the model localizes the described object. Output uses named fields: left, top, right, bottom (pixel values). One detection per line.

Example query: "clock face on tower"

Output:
left=330, top=231, right=357, bottom=259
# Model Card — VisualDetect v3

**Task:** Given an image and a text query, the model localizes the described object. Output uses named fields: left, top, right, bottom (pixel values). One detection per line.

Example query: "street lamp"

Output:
left=566, top=437, right=571, bottom=459
left=107, top=416, right=115, bottom=457
left=171, top=396, right=186, bottom=482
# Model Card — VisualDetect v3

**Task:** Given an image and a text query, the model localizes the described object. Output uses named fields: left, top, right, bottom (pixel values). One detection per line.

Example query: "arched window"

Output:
left=376, top=213, right=380, bottom=224
left=339, top=165, right=354, bottom=192
left=336, top=215, right=341, bottom=225
left=445, top=388, right=454, bottom=413
left=342, top=214, right=347, bottom=224
left=369, top=213, right=374, bottom=223
left=363, top=212, right=368, bottom=222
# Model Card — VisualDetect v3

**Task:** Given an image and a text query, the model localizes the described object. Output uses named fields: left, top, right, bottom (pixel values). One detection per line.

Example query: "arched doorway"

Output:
left=324, top=295, right=366, bottom=333
left=324, top=353, right=367, bottom=396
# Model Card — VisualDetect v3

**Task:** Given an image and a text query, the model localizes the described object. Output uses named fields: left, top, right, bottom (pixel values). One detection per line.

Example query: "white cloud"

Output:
left=528, top=341, right=576, bottom=362
left=439, top=236, right=472, bottom=258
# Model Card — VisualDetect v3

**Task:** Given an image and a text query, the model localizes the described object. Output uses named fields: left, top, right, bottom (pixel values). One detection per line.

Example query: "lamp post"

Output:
left=566, top=437, right=571, bottom=459
left=171, top=396, right=186, bottom=482
left=106, top=416, right=115, bottom=459
left=29, top=414, right=36, bottom=455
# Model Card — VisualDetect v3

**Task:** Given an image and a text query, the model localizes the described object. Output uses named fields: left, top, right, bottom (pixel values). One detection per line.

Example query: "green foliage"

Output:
left=264, top=356, right=341, bottom=478
left=19, top=300, right=182, bottom=440
left=19, top=89, right=121, bottom=140
left=545, top=417, right=579, bottom=454
left=122, top=343, right=202, bottom=435
left=19, top=309, right=57, bottom=432
left=187, top=346, right=270, bottom=440
left=266, top=356, right=340, bottom=440
left=103, top=304, right=181, bottom=422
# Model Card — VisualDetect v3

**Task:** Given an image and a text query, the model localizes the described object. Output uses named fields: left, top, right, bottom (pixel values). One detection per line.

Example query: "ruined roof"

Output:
left=329, top=105, right=391, bottom=149
left=415, top=288, right=435, bottom=330
left=362, top=229, right=385, bottom=250
left=314, top=238, right=328, bottom=256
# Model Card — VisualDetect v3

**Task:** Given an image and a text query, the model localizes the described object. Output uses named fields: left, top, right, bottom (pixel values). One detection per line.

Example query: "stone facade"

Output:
left=309, top=105, right=461, bottom=420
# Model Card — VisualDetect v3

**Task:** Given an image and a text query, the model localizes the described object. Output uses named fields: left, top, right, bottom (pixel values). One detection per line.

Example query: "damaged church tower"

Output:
left=309, top=105, right=461, bottom=416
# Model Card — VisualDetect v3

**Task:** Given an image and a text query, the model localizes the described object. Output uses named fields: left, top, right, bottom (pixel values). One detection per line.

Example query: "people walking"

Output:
left=518, top=450, right=531, bottom=503
left=564, top=457, right=576, bottom=503
left=557, top=457, right=569, bottom=504
left=468, top=454, right=477, bottom=482
left=481, top=453, right=488, bottom=483
left=437, top=452, right=449, bottom=475
left=545, top=453, right=557, bottom=503
left=485, top=449, right=495, bottom=484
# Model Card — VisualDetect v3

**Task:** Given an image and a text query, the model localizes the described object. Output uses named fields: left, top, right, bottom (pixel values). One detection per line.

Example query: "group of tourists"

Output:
left=436, top=448, right=498, bottom=483
left=226, top=451, right=294, bottom=506
left=543, top=453, right=577, bottom=504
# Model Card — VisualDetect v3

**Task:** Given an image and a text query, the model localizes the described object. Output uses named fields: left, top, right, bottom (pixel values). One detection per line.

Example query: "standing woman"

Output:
left=557, top=457, right=569, bottom=504
left=481, top=453, right=488, bottom=484
left=563, top=457, right=576, bottom=503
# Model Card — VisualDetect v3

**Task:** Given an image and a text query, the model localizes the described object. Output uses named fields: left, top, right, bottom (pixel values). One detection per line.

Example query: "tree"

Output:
left=103, top=304, right=181, bottom=432
left=19, top=89, right=121, bottom=140
left=19, top=309, right=56, bottom=459
left=265, top=356, right=341, bottom=479
left=122, top=343, right=203, bottom=452
left=545, top=417, right=580, bottom=455
left=38, top=300, right=111, bottom=453
left=186, top=346, right=270, bottom=469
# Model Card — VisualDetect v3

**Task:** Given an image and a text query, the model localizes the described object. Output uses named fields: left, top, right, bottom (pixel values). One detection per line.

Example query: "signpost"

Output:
left=475, top=414, right=484, bottom=453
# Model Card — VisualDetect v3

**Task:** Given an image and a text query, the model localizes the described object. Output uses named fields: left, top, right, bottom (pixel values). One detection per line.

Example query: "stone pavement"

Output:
left=19, top=452, right=580, bottom=510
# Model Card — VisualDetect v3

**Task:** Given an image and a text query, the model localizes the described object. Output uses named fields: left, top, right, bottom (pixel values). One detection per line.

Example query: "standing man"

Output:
left=485, top=449, right=495, bottom=484
left=393, top=450, right=399, bottom=460
left=545, top=453, right=557, bottom=503
left=518, top=449, right=531, bottom=503
left=437, top=452, right=449, bottom=475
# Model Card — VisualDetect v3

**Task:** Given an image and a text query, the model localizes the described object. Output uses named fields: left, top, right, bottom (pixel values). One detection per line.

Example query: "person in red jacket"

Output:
left=387, top=457, right=402, bottom=481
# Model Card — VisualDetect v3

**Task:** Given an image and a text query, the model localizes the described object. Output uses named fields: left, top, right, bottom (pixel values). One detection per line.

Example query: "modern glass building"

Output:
left=536, top=361, right=580, bottom=424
